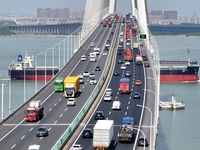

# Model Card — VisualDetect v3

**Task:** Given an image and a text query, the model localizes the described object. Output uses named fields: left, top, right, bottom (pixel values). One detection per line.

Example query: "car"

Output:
left=133, top=92, right=140, bottom=99
left=120, top=64, right=127, bottom=70
left=82, top=128, right=93, bottom=138
left=28, top=145, right=41, bottom=150
left=94, top=47, right=100, bottom=55
left=113, top=70, right=120, bottom=76
left=138, top=136, right=149, bottom=147
left=142, top=54, right=147, bottom=61
left=105, top=43, right=110, bottom=47
left=90, top=77, right=97, bottom=85
left=118, top=59, right=123, bottom=64
left=70, top=144, right=83, bottom=150
left=104, top=95, right=112, bottom=101
left=117, top=51, right=122, bottom=55
left=118, top=44, right=123, bottom=48
left=95, top=66, right=101, bottom=71
left=126, top=42, right=130, bottom=46
left=145, top=62, right=150, bottom=67
left=94, top=111, right=105, bottom=120
left=110, top=31, right=114, bottom=35
left=112, top=101, right=121, bottom=110
left=102, top=52, right=107, bottom=56
left=104, top=46, right=109, bottom=51
left=135, top=80, right=142, bottom=86
left=89, top=73, right=95, bottom=79
left=79, top=76, right=84, bottom=84
left=36, top=126, right=49, bottom=137
left=83, top=71, right=90, bottom=77
left=106, top=39, right=111, bottom=43
left=125, top=71, right=131, bottom=77
left=90, top=42, right=95, bottom=47
left=125, top=61, right=130, bottom=66
left=105, top=88, right=112, bottom=96
left=81, top=55, right=86, bottom=61
left=67, top=98, right=76, bottom=106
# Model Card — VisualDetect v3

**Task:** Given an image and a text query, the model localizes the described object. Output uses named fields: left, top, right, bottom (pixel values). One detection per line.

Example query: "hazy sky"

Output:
left=0, top=0, right=199, bottom=16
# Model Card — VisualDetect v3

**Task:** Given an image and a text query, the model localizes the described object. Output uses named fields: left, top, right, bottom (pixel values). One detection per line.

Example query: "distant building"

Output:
left=163, top=10, right=177, bottom=20
left=80, top=10, right=85, bottom=19
left=151, top=10, right=162, bottom=16
left=71, top=11, right=79, bottom=19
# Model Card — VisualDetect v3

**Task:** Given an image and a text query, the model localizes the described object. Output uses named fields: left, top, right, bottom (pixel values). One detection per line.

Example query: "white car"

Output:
left=70, top=144, right=83, bottom=150
left=125, top=61, right=130, bottom=66
left=79, top=76, right=84, bottom=84
left=90, top=78, right=97, bottom=85
left=94, top=47, right=100, bottom=55
left=67, top=98, right=76, bottom=106
left=102, top=52, right=107, bottom=56
left=112, top=101, right=121, bottom=110
left=90, top=42, right=95, bottom=47
left=83, top=71, right=90, bottom=77
left=28, top=145, right=40, bottom=150
left=81, top=55, right=86, bottom=61
left=104, top=95, right=112, bottom=101
left=126, top=42, right=130, bottom=46
left=89, top=73, right=95, bottom=79
left=105, top=88, right=112, bottom=96
left=120, top=64, right=127, bottom=70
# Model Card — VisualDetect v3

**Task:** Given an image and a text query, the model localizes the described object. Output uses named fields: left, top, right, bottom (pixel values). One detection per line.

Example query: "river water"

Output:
left=0, top=35, right=200, bottom=150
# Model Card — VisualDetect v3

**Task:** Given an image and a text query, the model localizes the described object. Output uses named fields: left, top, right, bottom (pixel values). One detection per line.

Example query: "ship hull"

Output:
left=160, top=65, right=199, bottom=82
left=9, top=69, right=59, bottom=81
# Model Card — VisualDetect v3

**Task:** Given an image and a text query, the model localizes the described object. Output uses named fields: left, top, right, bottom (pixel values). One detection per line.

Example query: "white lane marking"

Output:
left=127, top=106, right=129, bottom=109
left=43, top=114, right=46, bottom=118
left=64, top=108, right=67, bottom=111
left=125, top=112, right=127, bottom=115
left=128, top=101, right=130, bottom=104
left=129, top=97, right=132, bottom=100
left=29, top=128, right=33, bottom=131
left=11, top=144, right=16, bottom=149
left=48, top=127, right=51, bottom=131
left=109, top=111, right=111, bottom=115
left=114, top=140, right=117, bottom=145
left=54, top=120, right=57, bottom=124
left=54, top=103, right=57, bottom=106
left=60, top=114, right=63, bottom=117
left=21, top=135, right=25, bottom=140
left=49, top=108, right=52, bottom=111
left=59, top=98, right=61, bottom=101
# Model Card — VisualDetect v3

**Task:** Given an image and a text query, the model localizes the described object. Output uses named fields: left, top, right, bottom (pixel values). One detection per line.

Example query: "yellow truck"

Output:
left=64, top=76, right=80, bottom=98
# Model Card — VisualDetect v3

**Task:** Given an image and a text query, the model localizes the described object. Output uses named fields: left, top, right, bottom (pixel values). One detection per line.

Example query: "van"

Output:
left=28, top=145, right=40, bottom=150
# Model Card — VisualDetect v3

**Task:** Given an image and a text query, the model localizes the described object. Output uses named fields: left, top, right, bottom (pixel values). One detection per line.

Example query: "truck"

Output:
left=124, top=49, right=133, bottom=61
left=64, top=76, right=80, bottom=98
left=89, top=52, right=97, bottom=62
left=133, top=42, right=139, bottom=49
left=136, top=54, right=143, bottom=65
left=25, top=100, right=44, bottom=122
left=126, top=29, right=131, bottom=39
left=54, top=77, right=64, bottom=92
left=119, top=78, right=130, bottom=94
left=118, top=117, right=134, bottom=142
left=93, top=120, right=114, bottom=150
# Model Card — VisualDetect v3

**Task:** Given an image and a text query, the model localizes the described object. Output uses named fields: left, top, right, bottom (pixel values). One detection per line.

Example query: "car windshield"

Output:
left=38, top=128, right=45, bottom=131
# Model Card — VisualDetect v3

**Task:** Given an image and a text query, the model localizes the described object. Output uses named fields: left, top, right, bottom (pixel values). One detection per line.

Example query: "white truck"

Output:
left=93, top=120, right=114, bottom=150
left=136, top=54, right=143, bottom=65
left=133, top=42, right=139, bottom=49
left=90, top=52, right=96, bottom=62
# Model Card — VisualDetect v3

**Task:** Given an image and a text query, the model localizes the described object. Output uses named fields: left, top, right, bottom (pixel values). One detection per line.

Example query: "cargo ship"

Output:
left=160, top=59, right=199, bottom=82
left=8, top=52, right=59, bottom=81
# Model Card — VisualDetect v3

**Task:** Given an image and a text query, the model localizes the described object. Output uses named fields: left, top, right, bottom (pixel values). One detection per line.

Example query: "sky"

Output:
left=0, top=0, right=200, bottom=16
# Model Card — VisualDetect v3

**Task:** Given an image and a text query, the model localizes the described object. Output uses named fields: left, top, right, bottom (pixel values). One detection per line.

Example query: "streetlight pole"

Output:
left=52, top=44, right=59, bottom=78
left=35, top=52, right=44, bottom=93
left=1, top=83, right=5, bottom=121
left=45, top=48, right=53, bottom=85
left=137, top=104, right=152, bottom=150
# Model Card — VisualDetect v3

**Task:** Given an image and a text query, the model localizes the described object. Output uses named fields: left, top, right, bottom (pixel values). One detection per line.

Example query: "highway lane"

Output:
left=74, top=23, right=147, bottom=149
left=0, top=20, right=119, bottom=149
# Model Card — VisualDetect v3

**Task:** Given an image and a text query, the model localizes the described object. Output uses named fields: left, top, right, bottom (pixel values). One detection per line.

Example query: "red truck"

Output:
left=25, top=100, right=44, bottom=122
left=126, top=29, right=131, bottom=39
left=119, top=78, right=130, bottom=94
left=125, top=49, right=133, bottom=61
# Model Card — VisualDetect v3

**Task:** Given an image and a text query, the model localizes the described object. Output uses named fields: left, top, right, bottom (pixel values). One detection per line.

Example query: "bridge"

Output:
left=0, top=0, right=160, bottom=150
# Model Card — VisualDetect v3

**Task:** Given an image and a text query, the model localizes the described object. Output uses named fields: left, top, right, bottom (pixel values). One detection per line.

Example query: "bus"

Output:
left=54, top=77, right=64, bottom=92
